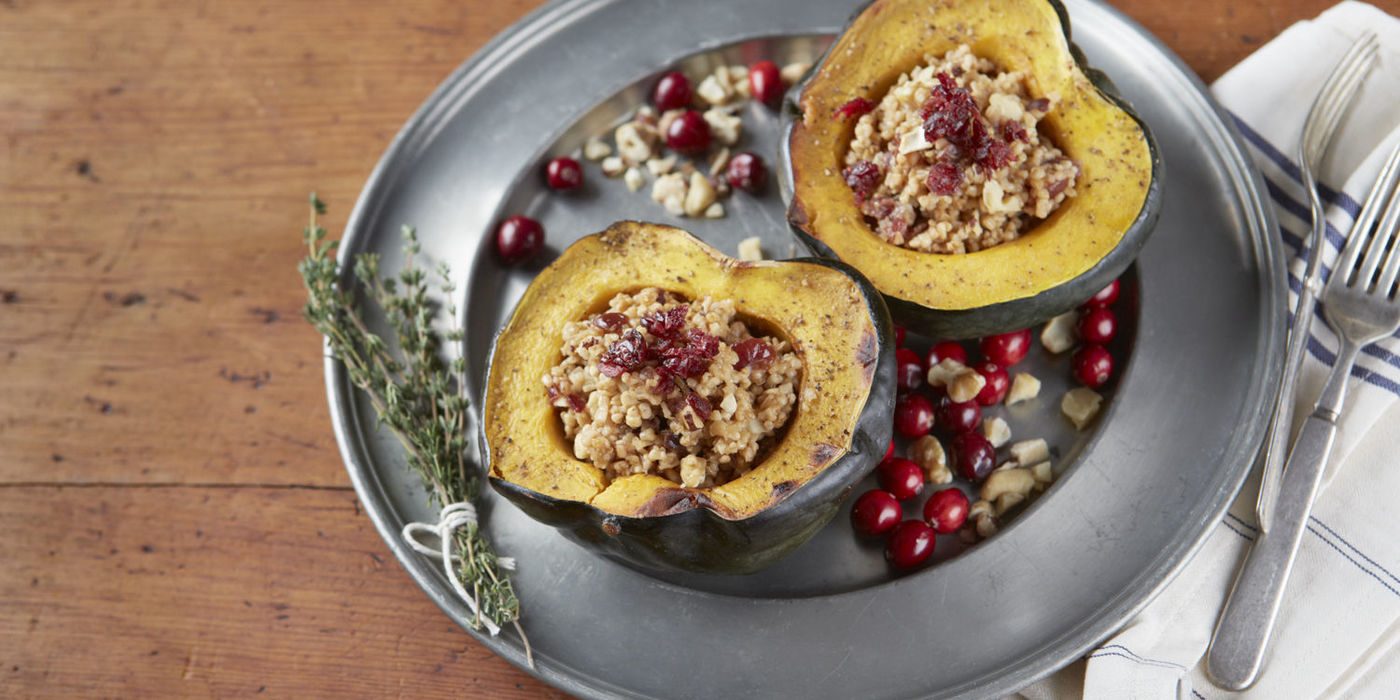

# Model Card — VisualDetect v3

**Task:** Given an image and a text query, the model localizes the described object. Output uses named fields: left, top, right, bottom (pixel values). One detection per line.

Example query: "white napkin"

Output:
left=1014, top=3, right=1400, bottom=698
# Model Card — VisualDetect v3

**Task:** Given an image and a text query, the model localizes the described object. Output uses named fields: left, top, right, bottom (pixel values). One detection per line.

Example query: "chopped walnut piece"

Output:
left=684, top=172, right=716, bottom=217
left=982, top=416, right=1011, bottom=448
left=652, top=172, right=688, bottom=215
left=696, top=74, right=732, bottom=105
left=1061, top=387, right=1103, bottom=429
left=907, top=435, right=951, bottom=484
left=601, top=156, right=625, bottom=177
left=1006, top=372, right=1041, bottom=404
left=646, top=155, right=677, bottom=176
left=704, top=107, right=742, bottom=146
left=623, top=167, right=645, bottom=192
left=1008, top=438, right=1049, bottom=467
left=737, top=237, right=764, bottom=261
left=947, top=369, right=986, bottom=404
left=1040, top=312, right=1078, bottom=353
left=615, top=122, right=655, bottom=165
left=926, top=358, right=967, bottom=388
left=980, top=467, right=1034, bottom=505
left=780, top=61, right=811, bottom=85
left=703, top=202, right=725, bottom=219
left=583, top=137, right=612, bottom=161
left=1029, top=460, right=1053, bottom=484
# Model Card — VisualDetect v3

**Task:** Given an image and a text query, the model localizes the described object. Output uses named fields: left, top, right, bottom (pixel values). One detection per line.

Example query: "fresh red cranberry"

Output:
left=748, top=60, right=782, bottom=106
left=885, top=520, right=936, bottom=569
left=495, top=215, right=545, bottom=264
left=1077, top=307, right=1117, bottom=345
left=972, top=360, right=1009, bottom=405
left=894, top=394, right=936, bottom=439
left=732, top=337, right=775, bottom=370
left=949, top=432, right=996, bottom=482
left=1083, top=279, right=1121, bottom=308
left=851, top=490, right=902, bottom=537
left=877, top=457, right=925, bottom=501
left=936, top=399, right=981, bottom=434
left=895, top=348, right=924, bottom=393
left=980, top=329, right=1032, bottom=366
left=665, top=110, right=711, bottom=155
left=894, top=326, right=907, bottom=347
left=926, top=340, right=968, bottom=368
left=923, top=488, right=970, bottom=534
left=726, top=151, right=768, bottom=194
left=884, top=437, right=895, bottom=461
left=833, top=97, right=875, bottom=120
left=653, top=71, right=692, bottom=112
left=544, top=156, right=583, bottom=191
left=1072, top=344, right=1114, bottom=388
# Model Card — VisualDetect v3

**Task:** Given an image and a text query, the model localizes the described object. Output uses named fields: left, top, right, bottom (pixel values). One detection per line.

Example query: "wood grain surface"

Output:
left=0, top=0, right=1392, bottom=696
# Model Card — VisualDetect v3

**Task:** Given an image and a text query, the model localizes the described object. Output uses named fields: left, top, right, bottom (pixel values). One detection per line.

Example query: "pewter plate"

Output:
left=326, top=0, right=1284, bottom=697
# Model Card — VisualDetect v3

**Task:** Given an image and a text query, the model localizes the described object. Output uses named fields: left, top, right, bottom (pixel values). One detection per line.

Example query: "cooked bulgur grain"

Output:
left=543, top=288, right=801, bottom=489
left=844, top=45, right=1080, bottom=254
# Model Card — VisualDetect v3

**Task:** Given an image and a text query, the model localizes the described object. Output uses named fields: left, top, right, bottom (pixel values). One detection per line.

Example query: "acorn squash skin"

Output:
left=782, top=0, right=1163, bottom=339
left=482, top=222, right=895, bottom=575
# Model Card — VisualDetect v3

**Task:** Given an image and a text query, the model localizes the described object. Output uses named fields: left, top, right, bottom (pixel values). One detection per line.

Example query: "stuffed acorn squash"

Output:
left=483, top=221, right=895, bottom=575
left=783, top=0, right=1161, bottom=338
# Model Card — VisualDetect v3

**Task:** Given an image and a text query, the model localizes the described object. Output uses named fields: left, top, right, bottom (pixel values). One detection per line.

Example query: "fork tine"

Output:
left=1371, top=149, right=1400, bottom=296
left=1303, top=35, right=1378, bottom=152
left=1335, top=140, right=1400, bottom=288
left=1306, top=41, right=1378, bottom=157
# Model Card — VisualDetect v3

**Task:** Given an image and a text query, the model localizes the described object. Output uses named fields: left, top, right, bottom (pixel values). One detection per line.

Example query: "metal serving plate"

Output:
left=327, top=0, right=1284, bottom=696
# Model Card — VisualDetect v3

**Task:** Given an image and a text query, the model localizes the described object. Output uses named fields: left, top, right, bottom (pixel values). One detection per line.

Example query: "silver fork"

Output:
left=1257, top=33, right=1379, bottom=533
left=1208, top=139, right=1400, bottom=690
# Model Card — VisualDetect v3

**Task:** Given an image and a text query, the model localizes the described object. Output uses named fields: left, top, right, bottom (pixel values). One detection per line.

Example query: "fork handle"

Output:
left=1207, top=412, right=1338, bottom=690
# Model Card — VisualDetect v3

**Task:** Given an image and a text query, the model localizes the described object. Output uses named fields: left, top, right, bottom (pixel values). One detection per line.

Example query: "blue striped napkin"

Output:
left=1015, top=2, right=1400, bottom=698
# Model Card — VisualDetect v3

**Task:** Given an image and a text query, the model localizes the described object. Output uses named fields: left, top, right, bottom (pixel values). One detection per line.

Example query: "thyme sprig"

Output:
left=298, top=194, right=522, bottom=641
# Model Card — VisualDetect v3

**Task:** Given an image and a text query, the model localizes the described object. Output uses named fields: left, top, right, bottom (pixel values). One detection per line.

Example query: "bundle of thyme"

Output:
left=298, top=194, right=523, bottom=641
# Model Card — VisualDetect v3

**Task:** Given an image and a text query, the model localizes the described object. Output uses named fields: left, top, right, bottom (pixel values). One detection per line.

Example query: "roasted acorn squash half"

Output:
left=782, top=0, right=1162, bottom=338
left=483, top=221, right=895, bottom=575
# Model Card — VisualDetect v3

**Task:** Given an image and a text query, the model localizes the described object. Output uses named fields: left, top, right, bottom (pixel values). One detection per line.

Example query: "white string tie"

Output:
left=401, top=502, right=515, bottom=636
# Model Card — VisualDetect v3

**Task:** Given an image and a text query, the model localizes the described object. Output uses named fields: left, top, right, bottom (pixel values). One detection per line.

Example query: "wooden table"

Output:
left=1, top=0, right=1386, bottom=696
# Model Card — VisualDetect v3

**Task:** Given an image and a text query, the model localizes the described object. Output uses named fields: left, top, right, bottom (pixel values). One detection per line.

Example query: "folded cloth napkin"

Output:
left=1014, top=3, right=1400, bottom=698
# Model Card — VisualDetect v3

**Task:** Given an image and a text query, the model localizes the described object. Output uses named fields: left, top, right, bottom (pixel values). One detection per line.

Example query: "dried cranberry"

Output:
left=566, top=394, right=586, bottom=412
left=495, top=215, right=545, bottom=264
left=894, top=393, right=936, bottom=440
left=1077, top=307, right=1117, bottom=345
left=926, top=340, right=968, bottom=368
left=923, top=488, right=970, bottom=534
left=685, top=392, right=713, bottom=420
left=921, top=72, right=1015, bottom=173
left=972, top=360, right=1009, bottom=406
left=592, top=312, right=628, bottom=332
left=726, top=151, right=768, bottom=194
left=842, top=160, right=881, bottom=205
left=642, top=305, right=688, bottom=339
left=885, top=520, right=935, bottom=570
left=927, top=162, right=963, bottom=195
left=732, top=337, right=775, bottom=370
left=665, top=110, right=711, bottom=155
left=545, top=156, right=583, bottom=191
left=936, top=399, right=981, bottom=434
left=1072, top=344, right=1114, bottom=388
left=877, top=457, right=925, bottom=501
left=980, top=329, right=1032, bottom=367
left=851, top=490, right=902, bottom=537
left=657, top=329, right=720, bottom=379
left=663, top=431, right=685, bottom=452
left=748, top=60, right=783, bottom=106
left=1001, top=120, right=1028, bottom=143
left=949, top=432, right=996, bottom=482
left=1027, top=97, right=1051, bottom=113
left=1083, top=279, right=1121, bottom=308
left=833, top=97, right=875, bottom=120
left=598, top=329, right=649, bottom=377
left=895, top=348, right=924, bottom=393
left=653, top=71, right=692, bottom=112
